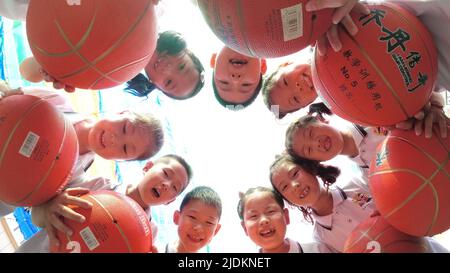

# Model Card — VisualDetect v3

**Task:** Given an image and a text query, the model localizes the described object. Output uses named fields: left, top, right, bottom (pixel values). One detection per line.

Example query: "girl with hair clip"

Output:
left=125, top=30, right=205, bottom=100
left=285, top=102, right=388, bottom=190
left=269, top=153, right=377, bottom=253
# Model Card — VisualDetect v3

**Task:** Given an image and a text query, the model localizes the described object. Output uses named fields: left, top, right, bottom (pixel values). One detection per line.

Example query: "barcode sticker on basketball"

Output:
left=80, top=227, right=100, bottom=251
left=280, top=4, right=303, bottom=41
left=19, top=132, right=39, bottom=158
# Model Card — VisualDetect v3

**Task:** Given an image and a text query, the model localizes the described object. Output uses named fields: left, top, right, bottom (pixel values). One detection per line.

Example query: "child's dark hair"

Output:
left=269, top=154, right=340, bottom=224
left=125, top=31, right=205, bottom=100
left=212, top=72, right=263, bottom=110
left=262, top=66, right=285, bottom=117
left=180, top=186, right=222, bottom=219
left=237, top=186, right=285, bottom=220
left=285, top=102, right=332, bottom=156
left=156, top=154, right=193, bottom=189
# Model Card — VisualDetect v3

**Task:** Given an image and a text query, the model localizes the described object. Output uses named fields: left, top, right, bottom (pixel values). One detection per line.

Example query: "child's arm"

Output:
left=306, top=0, right=370, bottom=55
left=395, top=91, right=448, bottom=138
left=31, top=187, right=93, bottom=250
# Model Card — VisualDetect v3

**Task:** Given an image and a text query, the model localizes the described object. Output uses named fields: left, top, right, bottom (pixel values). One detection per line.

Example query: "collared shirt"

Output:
left=312, top=183, right=376, bottom=253
left=349, top=124, right=387, bottom=184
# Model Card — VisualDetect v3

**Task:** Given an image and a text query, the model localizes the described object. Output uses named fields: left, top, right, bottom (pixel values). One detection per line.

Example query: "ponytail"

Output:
left=124, top=73, right=156, bottom=97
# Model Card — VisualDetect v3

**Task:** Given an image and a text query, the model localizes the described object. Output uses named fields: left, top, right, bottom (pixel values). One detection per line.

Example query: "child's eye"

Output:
left=123, top=144, right=127, bottom=154
left=242, top=83, right=252, bottom=87
left=188, top=215, right=196, bottom=220
left=219, top=80, right=229, bottom=85
left=206, top=221, right=214, bottom=226
left=282, top=184, right=287, bottom=191
left=163, top=170, right=169, bottom=178
left=123, top=123, right=127, bottom=134
left=308, top=147, right=312, bottom=156
left=172, top=185, right=177, bottom=192
left=283, top=77, right=288, bottom=86
left=165, top=79, right=172, bottom=87
left=179, top=63, right=186, bottom=71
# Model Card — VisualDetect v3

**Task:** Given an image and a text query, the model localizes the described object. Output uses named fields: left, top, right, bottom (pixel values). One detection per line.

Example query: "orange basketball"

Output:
left=197, top=0, right=333, bottom=58
left=54, top=190, right=152, bottom=253
left=369, top=127, right=450, bottom=236
left=311, top=3, right=437, bottom=126
left=344, top=216, right=430, bottom=253
left=0, top=95, right=78, bottom=206
left=26, top=0, right=157, bottom=90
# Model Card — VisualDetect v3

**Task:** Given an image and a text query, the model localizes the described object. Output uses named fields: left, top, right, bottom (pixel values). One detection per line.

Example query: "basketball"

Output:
left=26, top=0, right=157, bottom=89
left=0, top=94, right=78, bottom=206
left=197, top=0, right=333, bottom=58
left=311, top=3, right=437, bottom=126
left=344, top=216, right=430, bottom=253
left=369, top=127, right=450, bottom=236
left=54, top=190, right=153, bottom=253
left=19, top=57, right=44, bottom=83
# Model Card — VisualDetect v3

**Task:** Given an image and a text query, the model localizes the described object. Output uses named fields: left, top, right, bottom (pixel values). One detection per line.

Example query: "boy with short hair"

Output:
left=166, top=186, right=222, bottom=253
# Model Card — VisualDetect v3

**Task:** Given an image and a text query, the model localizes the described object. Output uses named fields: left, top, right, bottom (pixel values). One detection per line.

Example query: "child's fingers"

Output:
left=395, top=119, right=413, bottom=130
left=414, top=117, right=424, bottom=137
left=65, top=195, right=93, bottom=209
left=306, top=0, right=351, bottom=11
left=49, top=212, right=73, bottom=235
left=438, top=115, right=448, bottom=138
left=54, top=204, right=86, bottom=223
left=340, top=14, right=358, bottom=36
left=64, top=85, right=76, bottom=93
left=326, top=25, right=342, bottom=52
left=331, top=0, right=356, bottom=24
left=353, top=2, right=371, bottom=15
left=46, top=225, right=61, bottom=250
left=317, top=35, right=329, bottom=56
left=423, top=112, right=435, bottom=138
left=65, top=187, right=91, bottom=195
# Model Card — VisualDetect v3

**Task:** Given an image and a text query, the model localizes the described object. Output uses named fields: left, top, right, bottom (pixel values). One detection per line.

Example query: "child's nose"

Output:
left=259, top=216, right=269, bottom=226
left=231, top=73, right=241, bottom=81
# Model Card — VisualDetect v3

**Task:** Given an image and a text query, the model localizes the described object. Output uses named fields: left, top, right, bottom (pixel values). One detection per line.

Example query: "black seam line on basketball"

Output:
left=14, top=110, right=69, bottom=205
left=88, top=52, right=152, bottom=89
left=386, top=3, right=437, bottom=86
left=56, top=1, right=152, bottom=84
left=30, top=9, right=96, bottom=58
left=314, top=47, right=374, bottom=125
left=89, top=195, right=133, bottom=252
left=387, top=135, right=449, bottom=179
left=369, top=167, right=441, bottom=232
left=236, top=0, right=256, bottom=57
left=347, top=32, right=410, bottom=121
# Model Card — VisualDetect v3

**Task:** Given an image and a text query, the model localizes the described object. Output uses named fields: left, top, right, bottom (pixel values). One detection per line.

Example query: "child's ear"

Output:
left=283, top=208, right=290, bottom=225
left=240, top=221, right=248, bottom=236
left=210, top=53, right=217, bottom=68
left=142, top=161, right=154, bottom=173
left=173, top=210, right=180, bottom=225
left=260, top=59, right=267, bottom=75
left=213, top=223, right=221, bottom=236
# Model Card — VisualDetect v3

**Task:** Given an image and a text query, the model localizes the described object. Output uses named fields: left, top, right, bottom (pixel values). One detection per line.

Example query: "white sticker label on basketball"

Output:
left=80, top=227, right=100, bottom=251
left=66, top=0, right=81, bottom=5
left=19, top=132, right=39, bottom=158
left=281, top=4, right=303, bottom=42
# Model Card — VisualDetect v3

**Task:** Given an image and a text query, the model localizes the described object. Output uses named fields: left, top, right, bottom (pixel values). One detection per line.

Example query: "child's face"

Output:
left=290, top=122, right=344, bottom=161
left=241, top=192, right=288, bottom=251
left=269, top=63, right=317, bottom=115
left=214, top=46, right=261, bottom=104
left=271, top=161, right=322, bottom=207
left=174, top=199, right=221, bottom=253
left=88, top=113, right=154, bottom=160
left=138, top=158, right=189, bottom=206
left=145, top=50, right=200, bottom=98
